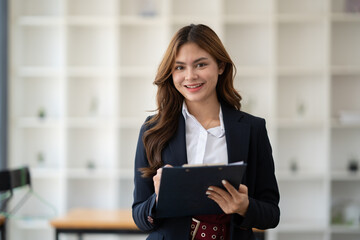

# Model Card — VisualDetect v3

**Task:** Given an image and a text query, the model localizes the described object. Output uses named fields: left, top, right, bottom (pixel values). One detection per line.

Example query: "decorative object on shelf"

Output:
left=345, top=0, right=360, bottom=13
left=89, top=96, right=99, bottom=116
left=36, top=152, right=45, bottom=167
left=343, top=201, right=360, bottom=226
left=347, top=156, right=359, bottom=173
left=37, top=107, right=46, bottom=119
left=86, top=160, right=96, bottom=170
left=289, top=158, right=298, bottom=173
left=138, top=0, right=157, bottom=17
left=296, top=98, right=306, bottom=119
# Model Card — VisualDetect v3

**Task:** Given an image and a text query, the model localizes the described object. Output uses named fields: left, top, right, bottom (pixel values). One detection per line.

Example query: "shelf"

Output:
left=277, top=171, right=326, bottom=181
left=277, top=67, right=325, bottom=76
left=18, top=16, right=64, bottom=26
left=276, top=221, right=327, bottom=233
left=331, top=13, right=360, bottom=22
left=67, top=16, right=116, bottom=26
left=331, top=172, right=360, bottom=181
left=276, top=119, right=326, bottom=129
left=30, top=168, right=63, bottom=179
left=331, top=225, right=360, bottom=234
left=277, top=14, right=326, bottom=23
left=17, top=67, right=64, bottom=77
left=224, top=15, right=271, bottom=24
left=331, top=65, right=360, bottom=75
left=66, top=168, right=118, bottom=179
left=15, top=118, right=63, bottom=128
left=66, top=118, right=115, bottom=128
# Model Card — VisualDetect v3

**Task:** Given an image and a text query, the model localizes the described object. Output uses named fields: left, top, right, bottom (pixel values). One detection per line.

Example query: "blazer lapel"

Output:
left=167, top=114, right=188, bottom=166
left=221, top=103, right=250, bottom=164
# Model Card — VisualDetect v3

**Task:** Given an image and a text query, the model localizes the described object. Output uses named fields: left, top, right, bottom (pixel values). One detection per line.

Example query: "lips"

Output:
left=185, top=83, right=204, bottom=89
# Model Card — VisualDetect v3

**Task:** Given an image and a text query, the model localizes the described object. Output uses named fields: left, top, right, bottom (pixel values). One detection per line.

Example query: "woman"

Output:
left=132, top=24, right=280, bottom=240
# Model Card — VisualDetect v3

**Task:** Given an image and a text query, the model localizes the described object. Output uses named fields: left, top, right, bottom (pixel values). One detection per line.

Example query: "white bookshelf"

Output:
left=8, top=0, right=360, bottom=239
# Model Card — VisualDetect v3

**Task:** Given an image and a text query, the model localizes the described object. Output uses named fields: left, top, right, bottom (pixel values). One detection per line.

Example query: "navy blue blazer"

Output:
left=132, top=102, right=280, bottom=240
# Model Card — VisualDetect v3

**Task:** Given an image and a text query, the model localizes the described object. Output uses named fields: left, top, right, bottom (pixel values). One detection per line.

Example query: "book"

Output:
left=155, top=161, right=247, bottom=218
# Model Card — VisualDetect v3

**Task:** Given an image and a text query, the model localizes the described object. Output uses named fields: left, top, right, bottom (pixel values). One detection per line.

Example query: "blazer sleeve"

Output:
left=132, top=118, right=162, bottom=232
left=233, top=118, right=280, bottom=230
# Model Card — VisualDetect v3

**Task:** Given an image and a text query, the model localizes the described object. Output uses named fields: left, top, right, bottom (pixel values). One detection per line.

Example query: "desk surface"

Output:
left=50, top=209, right=139, bottom=230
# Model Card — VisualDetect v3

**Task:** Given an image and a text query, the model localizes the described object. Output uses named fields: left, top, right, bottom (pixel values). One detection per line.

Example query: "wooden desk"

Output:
left=50, top=209, right=144, bottom=240
left=0, top=215, right=5, bottom=240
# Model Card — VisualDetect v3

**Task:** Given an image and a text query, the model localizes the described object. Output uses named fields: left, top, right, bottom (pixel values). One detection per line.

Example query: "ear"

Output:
left=218, top=62, right=225, bottom=75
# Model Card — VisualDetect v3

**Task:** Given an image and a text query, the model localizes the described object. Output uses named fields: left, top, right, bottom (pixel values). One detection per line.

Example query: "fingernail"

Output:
left=206, top=191, right=211, bottom=195
left=208, top=187, right=213, bottom=191
left=222, top=180, right=227, bottom=185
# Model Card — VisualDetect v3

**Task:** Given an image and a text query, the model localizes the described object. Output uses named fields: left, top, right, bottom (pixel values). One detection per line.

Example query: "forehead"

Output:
left=175, top=42, right=212, bottom=61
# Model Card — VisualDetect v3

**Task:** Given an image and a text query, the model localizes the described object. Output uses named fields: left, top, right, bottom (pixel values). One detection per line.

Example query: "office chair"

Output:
left=0, top=167, right=31, bottom=216
left=0, top=166, right=57, bottom=240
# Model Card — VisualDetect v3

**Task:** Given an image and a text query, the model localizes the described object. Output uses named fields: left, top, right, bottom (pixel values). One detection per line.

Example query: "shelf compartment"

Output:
left=331, top=75, right=360, bottom=119
left=16, top=0, right=63, bottom=16
left=277, top=76, right=327, bottom=121
left=118, top=76, right=157, bottom=119
left=17, top=77, right=64, bottom=119
left=66, top=178, right=117, bottom=209
left=234, top=76, right=272, bottom=120
left=224, top=23, right=272, bottom=68
left=67, top=0, right=118, bottom=16
left=277, top=22, right=326, bottom=69
left=278, top=181, right=328, bottom=229
left=118, top=128, right=139, bottom=169
left=119, top=25, right=166, bottom=68
left=172, top=0, right=219, bottom=18
left=66, top=128, right=116, bottom=169
left=332, top=0, right=360, bottom=14
left=119, top=0, right=163, bottom=17
left=224, top=0, right=272, bottom=16
left=331, top=181, right=360, bottom=229
left=276, top=128, right=327, bottom=174
left=331, top=22, right=360, bottom=67
left=20, top=128, right=63, bottom=169
left=20, top=26, right=64, bottom=68
left=330, top=128, right=360, bottom=173
left=67, top=25, right=116, bottom=67
left=117, top=179, right=135, bottom=209
left=67, top=77, right=115, bottom=118
left=277, top=0, right=327, bottom=15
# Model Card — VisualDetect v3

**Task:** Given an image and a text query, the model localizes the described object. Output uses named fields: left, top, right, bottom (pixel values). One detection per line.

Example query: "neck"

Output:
left=185, top=98, right=220, bottom=124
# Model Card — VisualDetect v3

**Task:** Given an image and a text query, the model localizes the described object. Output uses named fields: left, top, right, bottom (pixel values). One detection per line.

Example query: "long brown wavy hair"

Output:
left=140, top=24, right=242, bottom=178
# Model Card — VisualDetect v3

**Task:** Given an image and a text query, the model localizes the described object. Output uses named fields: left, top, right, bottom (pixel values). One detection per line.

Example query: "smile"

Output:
left=185, top=83, right=204, bottom=89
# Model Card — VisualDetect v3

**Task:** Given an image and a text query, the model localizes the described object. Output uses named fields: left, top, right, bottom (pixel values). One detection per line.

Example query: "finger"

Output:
left=222, top=180, right=240, bottom=198
left=163, top=164, right=173, bottom=168
left=238, top=184, right=248, bottom=195
left=207, top=186, right=232, bottom=203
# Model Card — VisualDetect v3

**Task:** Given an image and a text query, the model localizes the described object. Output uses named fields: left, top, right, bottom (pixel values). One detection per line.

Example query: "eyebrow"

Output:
left=175, top=57, right=208, bottom=65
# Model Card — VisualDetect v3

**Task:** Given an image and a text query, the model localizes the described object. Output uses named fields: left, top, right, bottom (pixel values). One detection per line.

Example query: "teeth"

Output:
left=186, top=83, right=202, bottom=89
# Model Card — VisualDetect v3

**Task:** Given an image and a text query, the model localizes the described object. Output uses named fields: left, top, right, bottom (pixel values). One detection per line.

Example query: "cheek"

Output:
left=172, top=74, right=183, bottom=87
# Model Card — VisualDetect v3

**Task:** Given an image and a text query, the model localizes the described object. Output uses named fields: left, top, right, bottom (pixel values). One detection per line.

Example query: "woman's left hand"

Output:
left=206, top=180, right=249, bottom=217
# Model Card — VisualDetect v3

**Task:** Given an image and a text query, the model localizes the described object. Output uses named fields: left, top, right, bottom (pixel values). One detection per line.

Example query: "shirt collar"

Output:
left=182, top=102, right=225, bottom=137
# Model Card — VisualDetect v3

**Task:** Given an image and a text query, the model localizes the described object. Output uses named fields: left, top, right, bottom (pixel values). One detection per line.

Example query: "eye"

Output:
left=174, top=65, right=184, bottom=71
left=196, top=63, right=207, bottom=68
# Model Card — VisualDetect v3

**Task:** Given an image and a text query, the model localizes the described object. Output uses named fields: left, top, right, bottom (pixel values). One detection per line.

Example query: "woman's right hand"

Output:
left=153, top=164, right=172, bottom=202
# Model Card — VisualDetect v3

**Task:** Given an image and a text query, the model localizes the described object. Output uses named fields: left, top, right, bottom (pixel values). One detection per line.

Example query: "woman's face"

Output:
left=172, top=42, right=224, bottom=106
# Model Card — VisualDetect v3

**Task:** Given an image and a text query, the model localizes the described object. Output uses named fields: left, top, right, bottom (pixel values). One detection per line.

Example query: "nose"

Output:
left=185, top=68, right=198, bottom=81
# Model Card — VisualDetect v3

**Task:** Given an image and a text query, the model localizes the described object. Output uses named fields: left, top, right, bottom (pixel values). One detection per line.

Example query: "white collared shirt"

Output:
left=182, top=102, right=228, bottom=165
